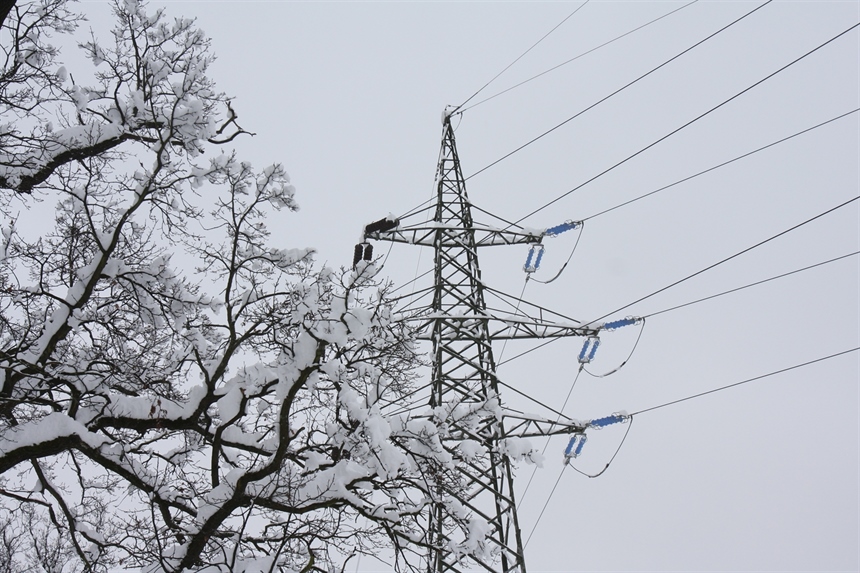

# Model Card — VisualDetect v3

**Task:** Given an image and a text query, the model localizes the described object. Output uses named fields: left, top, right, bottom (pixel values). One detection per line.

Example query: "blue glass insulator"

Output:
left=523, top=244, right=544, bottom=273
left=564, top=434, right=587, bottom=460
left=589, top=414, right=627, bottom=428
left=578, top=337, right=600, bottom=363
left=574, top=434, right=587, bottom=457
left=545, top=220, right=580, bottom=236
left=603, top=317, right=637, bottom=331
left=564, top=435, right=577, bottom=458
left=587, top=338, right=600, bottom=362
left=578, top=340, right=589, bottom=362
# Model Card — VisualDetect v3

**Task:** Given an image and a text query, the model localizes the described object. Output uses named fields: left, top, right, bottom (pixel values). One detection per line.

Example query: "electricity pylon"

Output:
left=364, top=113, right=598, bottom=573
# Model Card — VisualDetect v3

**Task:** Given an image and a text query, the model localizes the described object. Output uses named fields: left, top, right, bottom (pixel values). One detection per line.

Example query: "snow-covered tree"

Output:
left=0, top=2, right=499, bottom=571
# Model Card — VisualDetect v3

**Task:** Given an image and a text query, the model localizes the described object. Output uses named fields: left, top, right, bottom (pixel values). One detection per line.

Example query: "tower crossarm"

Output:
left=367, top=223, right=542, bottom=247
left=400, top=313, right=597, bottom=341
left=502, top=411, right=587, bottom=439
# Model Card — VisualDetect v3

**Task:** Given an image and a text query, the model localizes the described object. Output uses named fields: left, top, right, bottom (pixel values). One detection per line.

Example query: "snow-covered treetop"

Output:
left=0, top=2, right=537, bottom=572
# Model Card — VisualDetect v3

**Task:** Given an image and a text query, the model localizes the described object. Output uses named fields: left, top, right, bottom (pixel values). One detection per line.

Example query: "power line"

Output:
left=521, top=346, right=859, bottom=548
left=587, top=194, right=860, bottom=326
left=523, top=465, right=566, bottom=550
left=405, top=27, right=857, bottom=255
left=495, top=377, right=582, bottom=424
left=387, top=1, right=595, bottom=230
left=497, top=338, right=558, bottom=368
left=459, top=0, right=700, bottom=114
left=391, top=95, right=858, bottom=305
left=631, top=347, right=860, bottom=416
left=519, top=365, right=584, bottom=505
left=522, top=347, right=859, bottom=548
left=499, top=19, right=860, bottom=227
left=465, top=0, right=774, bottom=181
left=642, top=250, right=860, bottom=319
left=526, top=415, right=634, bottom=545
left=454, top=1, right=591, bottom=113
left=567, top=417, right=635, bottom=479
left=496, top=249, right=859, bottom=369
left=582, top=108, right=860, bottom=222
left=386, top=18, right=859, bottom=332
left=583, top=319, right=647, bottom=378
left=387, top=70, right=858, bottom=313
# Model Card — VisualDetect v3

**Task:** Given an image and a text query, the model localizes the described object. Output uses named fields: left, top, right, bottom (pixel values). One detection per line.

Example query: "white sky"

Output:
left=81, top=1, right=860, bottom=571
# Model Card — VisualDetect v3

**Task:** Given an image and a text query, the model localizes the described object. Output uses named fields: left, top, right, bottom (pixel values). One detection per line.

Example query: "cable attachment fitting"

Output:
left=563, top=433, right=587, bottom=463
left=544, top=220, right=581, bottom=237
left=588, top=412, right=630, bottom=429
left=600, top=316, right=642, bottom=331
left=523, top=243, right=545, bottom=274
left=578, top=336, right=600, bottom=364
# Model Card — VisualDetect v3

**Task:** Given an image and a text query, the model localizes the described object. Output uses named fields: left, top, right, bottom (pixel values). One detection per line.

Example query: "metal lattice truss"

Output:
left=368, top=114, right=591, bottom=573
left=366, top=222, right=543, bottom=247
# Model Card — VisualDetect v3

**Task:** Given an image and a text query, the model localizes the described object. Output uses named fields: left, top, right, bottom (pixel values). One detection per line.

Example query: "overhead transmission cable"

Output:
left=392, top=1, right=835, bottom=257
left=477, top=18, right=860, bottom=234
left=465, top=0, right=774, bottom=182
left=453, top=1, right=591, bottom=113
left=527, top=417, right=635, bottom=545
left=459, top=0, right=699, bottom=114
left=390, top=108, right=857, bottom=325
left=378, top=0, right=592, bottom=226
left=390, top=174, right=859, bottom=385
left=582, top=107, right=860, bottom=222
left=511, top=108, right=857, bottom=314
left=642, top=250, right=860, bottom=319
left=392, top=103, right=857, bottom=292
left=587, top=194, right=860, bottom=326
left=525, top=347, right=858, bottom=544
left=386, top=22, right=859, bottom=305
left=497, top=248, right=859, bottom=368
left=567, top=418, right=635, bottom=479
left=519, top=365, right=584, bottom=504
left=524, top=465, right=567, bottom=549
left=630, top=347, right=860, bottom=416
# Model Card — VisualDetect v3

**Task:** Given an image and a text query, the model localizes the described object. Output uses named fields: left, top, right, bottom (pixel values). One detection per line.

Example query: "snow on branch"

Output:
left=0, top=2, right=508, bottom=571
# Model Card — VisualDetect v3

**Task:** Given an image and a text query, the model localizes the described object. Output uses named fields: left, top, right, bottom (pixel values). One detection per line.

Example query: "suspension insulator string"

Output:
left=567, top=415, right=635, bottom=479
left=583, top=318, right=646, bottom=378
left=531, top=221, right=585, bottom=285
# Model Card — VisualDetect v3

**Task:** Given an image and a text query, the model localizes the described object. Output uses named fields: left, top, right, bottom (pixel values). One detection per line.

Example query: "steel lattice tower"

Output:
left=364, top=114, right=600, bottom=573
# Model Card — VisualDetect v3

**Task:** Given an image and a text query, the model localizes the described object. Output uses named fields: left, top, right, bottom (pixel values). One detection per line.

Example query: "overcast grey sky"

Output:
left=83, top=1, right=860, bottom=570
